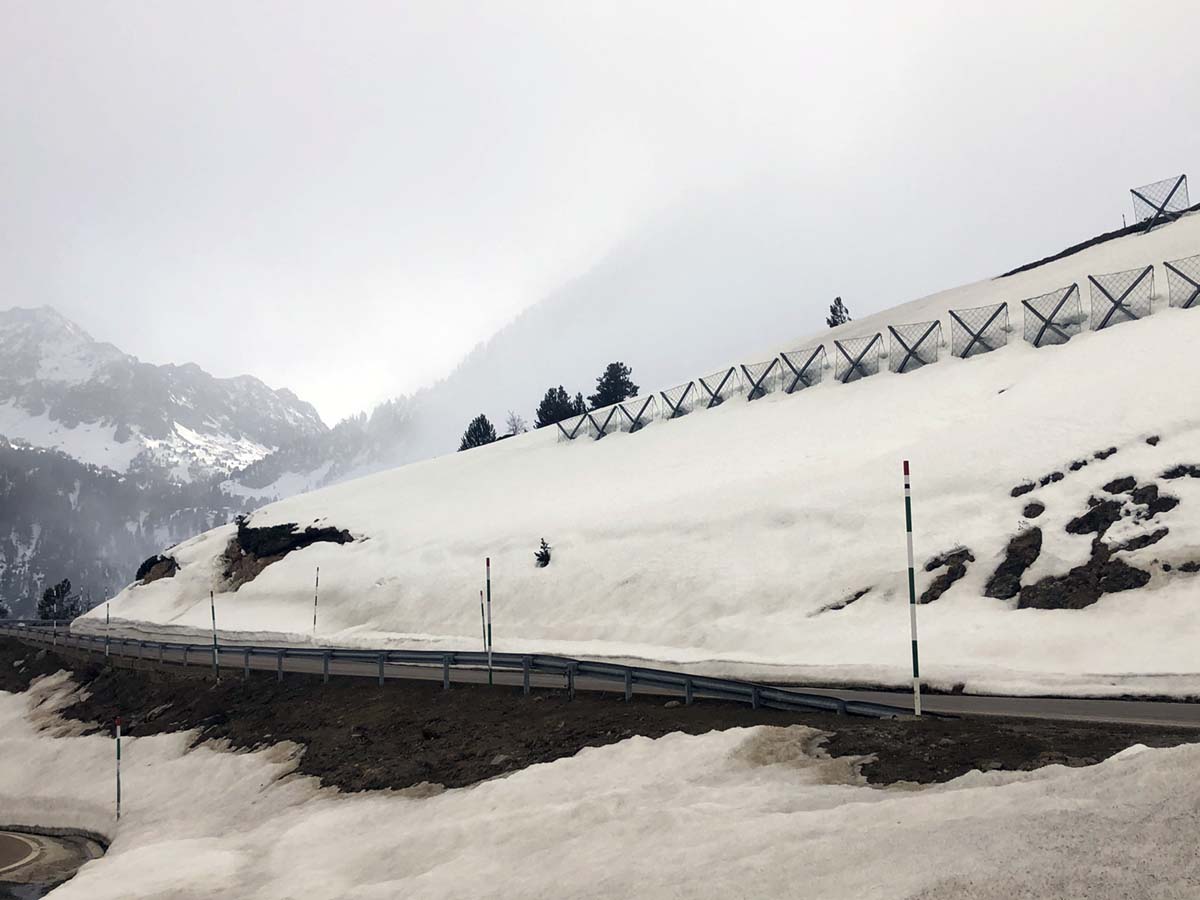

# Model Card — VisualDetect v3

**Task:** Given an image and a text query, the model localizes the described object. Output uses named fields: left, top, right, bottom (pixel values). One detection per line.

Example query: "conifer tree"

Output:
left=826, top=297, right=852, bottom=328
left=587, top=361, right=639, bottom=409
left=458, top=414, right=497, bottom=451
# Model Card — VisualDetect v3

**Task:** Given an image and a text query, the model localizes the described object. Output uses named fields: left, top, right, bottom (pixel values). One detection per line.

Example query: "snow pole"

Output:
left=903, top=460, right=922, bottom=716
left=485, top=558, right=493, bottom=686
left=312, top=566, right=320, bottom=639
left=105, top=602, right=110, bottom=658
left=210, top=590, right=220, bottom=682
left=115, top=716, right=122, bottom=820
left=479, top=590, right=486, bottom=650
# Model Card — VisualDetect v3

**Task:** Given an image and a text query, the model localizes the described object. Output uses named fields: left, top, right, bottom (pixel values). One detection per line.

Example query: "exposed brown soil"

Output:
left=222, top=517, right=353, bottom=590
left=3, top=637, right=1197, bottom=791
left=135, top=554, right=178, bottom=585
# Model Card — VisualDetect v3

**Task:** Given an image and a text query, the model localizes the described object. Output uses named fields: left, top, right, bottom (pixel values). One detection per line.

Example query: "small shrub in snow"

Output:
left=534, top=539, right=552, bottom=568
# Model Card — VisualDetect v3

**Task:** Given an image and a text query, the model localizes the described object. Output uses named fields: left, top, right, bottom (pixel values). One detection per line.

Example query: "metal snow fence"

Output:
left=697, top=366, right=742, bottom=408
left=616, top=395, right=657, bottom=433
left=660, top=381, right=697, bottom=420
left=833, top=333, right=883, bottom=384
left=949, top=302, right=1008, bottom=358
left=1165, top=253, right=1200, bottom=310
left=1131, top=174, right=1189, bottom=229
left=1022, top=283, right=1082, bottom=348
left=779, top=345, right=826, bottom=394
left=1087, top=265, right=1154, bottom=331
left=585, top=403, right=625, bottom=439
left=887, top=321, right=941, bottom=374
left=555, top=413, right=589, bottom=441
left=740, top=358, right=782, bottom=401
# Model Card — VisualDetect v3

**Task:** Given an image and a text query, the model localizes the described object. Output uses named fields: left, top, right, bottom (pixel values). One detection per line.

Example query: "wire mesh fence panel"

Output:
left=779, top=345, right=826, bottom=393
left=833, top=334, right=882, bottom=383
left=1087, top=266, right=1154, bottom=331
left=555, top=413, right=590, bottom=441
left=697, top=366, right=742, bottom=408
left=740, top=358, right=781, bottom=401
left=1131, top=175, right=1189, bottom=228
left=1165, top=254, right=1200, bottom=310
left=617, top=395, right=658, bottom=433
left=949, top=302, right=1008, bottom=358
left=888, top=321, right=941, bottom=374
left=660, top=382, right=697, bottom=420
left=1022, top=284, right=1082, bottom=348
left=585, top=404, right=624, bottom=439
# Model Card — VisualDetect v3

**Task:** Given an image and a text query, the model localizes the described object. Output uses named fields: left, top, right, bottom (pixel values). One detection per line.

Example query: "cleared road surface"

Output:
left=31, top=629, right=1200, bottom=729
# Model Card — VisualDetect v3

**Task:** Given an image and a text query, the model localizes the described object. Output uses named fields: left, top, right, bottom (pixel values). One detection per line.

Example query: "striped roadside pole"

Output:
left=312, top=566, right=320, bottom=638
left=210, top=590, right=220, bottom=683
left=903, top=460, right=922, bottom=716
left=115, top=716, right=122, bottom=820
left=485, top=558, right=494, bottom=686
left=105, top=603, right=111, bottom=658
left=479, top=590, right=487, bottom=652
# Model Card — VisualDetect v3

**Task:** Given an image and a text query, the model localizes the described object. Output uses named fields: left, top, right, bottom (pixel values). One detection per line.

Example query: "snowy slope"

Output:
left=85, top=212, right=1200, bottom=695
left=4, top=677, right=1200, bottom=899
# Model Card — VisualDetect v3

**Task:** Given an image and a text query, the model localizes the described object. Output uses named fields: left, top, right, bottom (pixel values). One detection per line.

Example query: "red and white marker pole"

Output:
left=903, top=460, right=922, bottom=716
left=312, top=566, right=320, bottom=638
left=105, top=602, right=111, bottom=658
left=485, top=558, right=493, bottom=686
left=115, top=716, right=122, bottom=820
left=210, top=590, right=220, bottom=683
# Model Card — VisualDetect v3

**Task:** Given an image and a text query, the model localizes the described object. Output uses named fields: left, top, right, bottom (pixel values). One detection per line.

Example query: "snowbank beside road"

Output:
left=81, top=212, right=1200, bottom=695
left=3, top=676, right=1200, bottom=899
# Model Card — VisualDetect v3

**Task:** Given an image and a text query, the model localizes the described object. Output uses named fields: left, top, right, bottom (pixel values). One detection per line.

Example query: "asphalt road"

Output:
left=10, top=626, right=1200, bottom=728
left=0, top=832, right=39, bottom=875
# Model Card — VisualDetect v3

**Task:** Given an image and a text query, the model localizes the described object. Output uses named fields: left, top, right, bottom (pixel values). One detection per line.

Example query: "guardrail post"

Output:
left=684, top=678, right=694, bottom=706
left=751, top=686, right=760, bottom=710
left=182, top=645, right=189, bottom=667
left=137, top=641, right=144, bottom=662
left=521, top=656, right=531, bottom=695
left=624, top=670, right=632, bottom=702
left=243, top=648, right=251, bottom=679
left=322, top=651, right=331, bottom=684
left=158, top=643, right=164, bottom=666
left=52, top=620, right=57, bottom=646
left=276, top=651, right=284, bottom=683
left=378, top=652, right=385, bottom=686
left=442, top=654, right=450, bottom=690
left=567, top=664, right=576, bottom=701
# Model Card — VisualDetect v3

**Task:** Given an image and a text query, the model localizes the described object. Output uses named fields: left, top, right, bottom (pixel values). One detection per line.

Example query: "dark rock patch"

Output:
left=1146, top=436, right=1160, bottom=446
left=1018, top=541, right=1150, bottom=610
left=1180, top=561, right=1200, bottom=574
left=984, top=528, right=1042, bottom=600
left=1162, top=464, right=1200, bottom=480
left=1038, top=471, right=1064, bottom=487
left=1068, top=459, right=1089, bottom=472
left=1066, top=500, right=1124, bottom=537
left=1094, top=447, right=1118, bottom=460
left=222, top=517, right=353, bottom=590
left=919, top=548, right=975, bottom=604
left=810, top=587, right=871, bottom=617
left=1115, top=528, right=1169, bottom=553
left=1102, top=476, right=1137, bottom=494
left=1011, top=482, right=1036, bottom=498
left=1022, top=501, right=1045, bottom=519
left=136, top=554, right=179, bottom=585
left=1130, top=484, right=1179, bottom=519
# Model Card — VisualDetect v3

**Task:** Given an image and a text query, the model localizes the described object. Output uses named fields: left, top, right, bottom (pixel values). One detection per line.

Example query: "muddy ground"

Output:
left=2, top=637, right=1197, bottom=790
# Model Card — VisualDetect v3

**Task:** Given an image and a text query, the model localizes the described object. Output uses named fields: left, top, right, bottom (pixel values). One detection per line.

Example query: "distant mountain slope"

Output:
left=0, top=306, right=327, bottom=481
left=95, top=210, right=1200, bottom=697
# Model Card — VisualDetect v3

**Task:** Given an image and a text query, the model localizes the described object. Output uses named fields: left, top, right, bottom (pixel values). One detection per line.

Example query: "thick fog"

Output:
left=2, top=1, right=1198, bottom=424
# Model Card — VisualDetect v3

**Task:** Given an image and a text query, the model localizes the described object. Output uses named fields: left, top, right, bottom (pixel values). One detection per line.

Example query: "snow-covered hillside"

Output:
left=87, top=212, right=1200, bottom=696
left=5, top=677, right=1200, bottom=899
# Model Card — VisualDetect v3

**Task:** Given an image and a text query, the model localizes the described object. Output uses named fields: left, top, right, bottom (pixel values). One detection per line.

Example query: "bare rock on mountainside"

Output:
left=984, top=529, right=1043, bottom=600
left=136, top=554, right=179, bottom=585
left=221, top=517, right=353, bottom=590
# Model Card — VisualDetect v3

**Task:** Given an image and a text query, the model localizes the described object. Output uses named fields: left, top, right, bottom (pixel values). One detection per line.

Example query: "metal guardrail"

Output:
left=0, top=621, right=912, bottom=719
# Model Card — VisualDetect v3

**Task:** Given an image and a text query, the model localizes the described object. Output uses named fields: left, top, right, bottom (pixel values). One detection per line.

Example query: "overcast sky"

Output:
left=2, top=1, right=1198, bottom=423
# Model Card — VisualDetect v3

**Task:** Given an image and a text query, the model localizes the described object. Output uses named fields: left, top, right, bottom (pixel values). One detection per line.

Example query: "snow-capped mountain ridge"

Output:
left=0, top=305, right=327, bottom=481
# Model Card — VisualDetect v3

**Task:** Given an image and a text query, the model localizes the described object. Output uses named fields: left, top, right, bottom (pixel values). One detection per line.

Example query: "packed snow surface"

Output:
left=2, top=676, right=1199, bottom=899
left=87, top=212, right=1200, bottom=695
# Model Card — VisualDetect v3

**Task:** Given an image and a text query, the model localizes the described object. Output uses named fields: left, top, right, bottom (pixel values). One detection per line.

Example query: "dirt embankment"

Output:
left=2, top=637, right=1196, bottom=790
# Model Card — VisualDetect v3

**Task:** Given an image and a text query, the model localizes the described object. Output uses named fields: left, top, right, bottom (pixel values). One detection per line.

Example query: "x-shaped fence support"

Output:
left=780, top=346, right=823, bottom=393
left=698, top=367, right=737, bottom=408
left=887, top=322, right=939, bottom=373
left=1132, top=175, right=1186, bottom=230
left=1165, top=260, right=1200, bottom=310
left=1023, top=286, right=1077, bottom=347
left=834, top=334, right=881, bottom=384
left=618, top=396, right=656, bottom=432
left=949, top=305, right=1005, bottom=358
left=554, top=415, right=588, bottom=441
left=1088, top=266, right=1152, bottom=330
left=586, top=405, right=621, bottom=439
left=660, top=382, right=696, bottom=420
left=740, top=358, right=780, bottom=400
